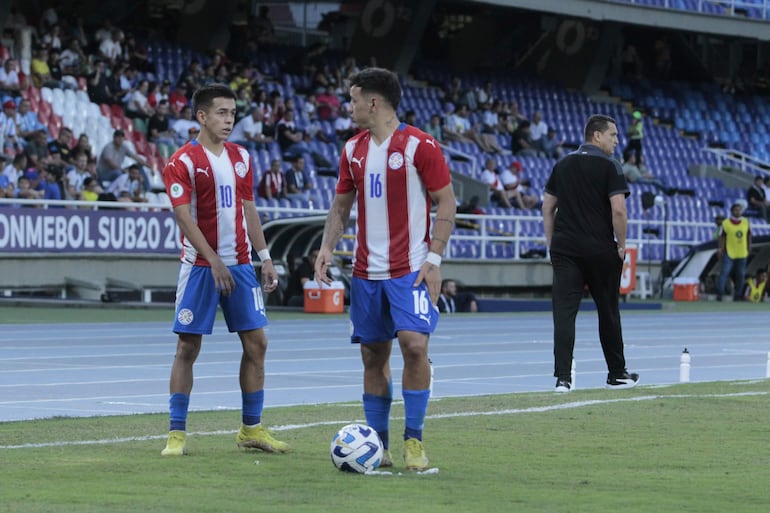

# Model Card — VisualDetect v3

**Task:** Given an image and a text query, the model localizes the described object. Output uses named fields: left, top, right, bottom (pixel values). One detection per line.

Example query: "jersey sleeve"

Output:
left=163, top=151, right=193, bottom=207
left=607, top=159, right=630, bottom=198
left=336, top=143, right=355, bottom=194
left=413, top=134, right=450, bottom=192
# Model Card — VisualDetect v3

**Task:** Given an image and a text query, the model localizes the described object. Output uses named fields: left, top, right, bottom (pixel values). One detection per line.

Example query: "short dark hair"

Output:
left=584, top=114, right=616, bottom=142
left=348, top=67, right=402, bottom=110
left=192, top=84, right=236, bottom=115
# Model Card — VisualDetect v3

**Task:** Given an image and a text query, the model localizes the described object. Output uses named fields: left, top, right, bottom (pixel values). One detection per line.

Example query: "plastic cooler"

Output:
left=672, top=277, right=699, bottom=301
left=303, top=280, right=345, bottom=313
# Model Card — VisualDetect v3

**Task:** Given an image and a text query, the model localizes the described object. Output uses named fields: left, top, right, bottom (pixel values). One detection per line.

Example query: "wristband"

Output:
left=257, top=249, right=271, bottom=262
left=425, top=252, right=442, bottom=267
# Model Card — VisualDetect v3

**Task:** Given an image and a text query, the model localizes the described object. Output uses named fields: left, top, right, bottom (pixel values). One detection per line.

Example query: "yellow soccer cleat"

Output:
left=161, top=430, right=187, bottom=456
left=403, top=438, right=429, bottom=470
left=236, top=424, right=289, bottom=453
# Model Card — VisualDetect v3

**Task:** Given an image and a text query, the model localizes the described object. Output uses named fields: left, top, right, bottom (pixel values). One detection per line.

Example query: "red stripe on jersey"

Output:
left=347, top=132, right=371, bottom=275
left=229, top=143, right=253, bottom=264
left=193, top=154, right=219, bottom=266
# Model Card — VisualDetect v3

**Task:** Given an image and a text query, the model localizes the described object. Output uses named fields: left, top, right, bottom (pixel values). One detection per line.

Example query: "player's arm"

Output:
left=609, top=193, right=627, bottom=258
left=415, top=183, right=456, bottom=304
left=542, top=191, right=557, bottom=248
left=172, top=203, right=235, bottom=296
left=315, top=190, right=355, bottom=285
left=243, top=198, right=278, bottom=294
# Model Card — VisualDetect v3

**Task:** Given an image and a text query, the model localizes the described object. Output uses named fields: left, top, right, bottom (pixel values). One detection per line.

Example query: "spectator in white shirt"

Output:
left=229, top=107, right=270, bottom=151
left=126, top=79, right=154, bottom=119
left=171, top=106, right=200, bottom=146
left=0, top=58, right=21, bottom=94
left=334, top=104, right=356, bottom=143
left=529, top=111, right=548, bottom=148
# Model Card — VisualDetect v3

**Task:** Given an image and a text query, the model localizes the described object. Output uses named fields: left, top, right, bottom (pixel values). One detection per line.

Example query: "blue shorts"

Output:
left=349, top=272, right=439, bottom=344
left=173, top=263, right=268, bottom=334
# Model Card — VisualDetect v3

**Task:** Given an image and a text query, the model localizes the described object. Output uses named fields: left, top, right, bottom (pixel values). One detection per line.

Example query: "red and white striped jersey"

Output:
left=163, top=140, right=254, bottom=266
left=337, top=123, right=450, bottom=280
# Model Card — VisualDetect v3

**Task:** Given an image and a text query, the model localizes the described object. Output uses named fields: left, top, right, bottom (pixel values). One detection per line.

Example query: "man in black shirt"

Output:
left=47, top=127, right=74, bottom=165
left=542, top=114, right=639, bottom=393
left=746, top=175, right=770, bottom=222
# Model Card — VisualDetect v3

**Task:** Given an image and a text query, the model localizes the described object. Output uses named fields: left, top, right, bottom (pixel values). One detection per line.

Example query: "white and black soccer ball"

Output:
left=330, top=423, right=383, bottom=473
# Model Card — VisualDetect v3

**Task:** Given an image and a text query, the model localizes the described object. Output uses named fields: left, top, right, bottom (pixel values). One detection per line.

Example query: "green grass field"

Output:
left=2, top=381, right=769, bottom=513
left=1, top=302, right=768, bottom=513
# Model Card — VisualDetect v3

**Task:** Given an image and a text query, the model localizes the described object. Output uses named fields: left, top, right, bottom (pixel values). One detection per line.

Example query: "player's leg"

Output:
left=717, top=255, right=734, bottom=300
left=222, top=264, right=288, bottom=453
left=360, top=341, right=394, bottom=466
left=350, top=276, right=395, bottom=465
left=386, top=272, right=438, bottom=470
left=584, top=250, right=636, bottom=384
left=550, top=252, right=584, bottom=389
left=162, top=264, right=218, bottom=456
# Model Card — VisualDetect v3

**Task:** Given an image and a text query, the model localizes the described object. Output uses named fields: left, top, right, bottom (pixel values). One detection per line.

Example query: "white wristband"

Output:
left=425, top=252, right=442, bottom=267
left=257, top=249, right=271, bottom=262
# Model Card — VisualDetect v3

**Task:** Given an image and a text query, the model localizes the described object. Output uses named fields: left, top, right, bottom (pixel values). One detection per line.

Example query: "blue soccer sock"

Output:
left=402, top=388, right=430, bottom=441
left=169, top=393, right=190, bottom=432
left=363, top=393, right=392, bottom=449
left=242, top=390, right=264, bottom=426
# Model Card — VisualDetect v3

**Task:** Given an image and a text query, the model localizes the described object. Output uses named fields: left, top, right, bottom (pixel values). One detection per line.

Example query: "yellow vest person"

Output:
left=717, top=203, right=751, bottom=301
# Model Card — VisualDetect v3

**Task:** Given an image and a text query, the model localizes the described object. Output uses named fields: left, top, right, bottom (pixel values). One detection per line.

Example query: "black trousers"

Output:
left=624, top=139, right=642, bottom=162
left=551, top=250, right=627, bottom=380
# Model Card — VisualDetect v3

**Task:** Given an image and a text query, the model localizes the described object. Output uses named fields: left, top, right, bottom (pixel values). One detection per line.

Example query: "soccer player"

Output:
left=314, top=68, right=456, bottom=470
left=160, top=84, right=288, bottom=456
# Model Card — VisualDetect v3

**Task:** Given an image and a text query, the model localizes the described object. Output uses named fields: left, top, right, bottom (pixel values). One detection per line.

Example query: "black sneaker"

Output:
left=606, top=371, right=640, bottom=389
left=555, top=379, right=572, bottom=393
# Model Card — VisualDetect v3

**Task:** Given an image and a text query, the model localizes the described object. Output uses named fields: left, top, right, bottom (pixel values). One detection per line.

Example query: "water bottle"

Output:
left=679, top=348, right=691, bottom=383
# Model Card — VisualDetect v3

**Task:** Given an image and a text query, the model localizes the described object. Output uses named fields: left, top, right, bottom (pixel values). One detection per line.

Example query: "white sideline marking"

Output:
left=1, top=390, right=766, bottom=451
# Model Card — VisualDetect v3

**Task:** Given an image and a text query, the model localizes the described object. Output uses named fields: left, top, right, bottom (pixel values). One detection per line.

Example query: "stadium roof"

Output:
left=468, top=0, right=770, bottom=41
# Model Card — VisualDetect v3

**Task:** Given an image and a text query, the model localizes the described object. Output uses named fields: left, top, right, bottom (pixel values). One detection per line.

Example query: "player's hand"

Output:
left=414, top=261, right=442, bottom=305
left=261, top=260, right=279, bottom=294
left=314, top=248, right=334, bottom=287
left=210, top=258, right=235, bottom=297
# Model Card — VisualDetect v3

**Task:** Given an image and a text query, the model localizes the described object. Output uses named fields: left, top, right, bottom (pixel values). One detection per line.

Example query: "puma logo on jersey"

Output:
left=196, top=167, right=209, bottom=177
left=424, top=138, right=436, bottom=147
left=351, top=156, right=365, bottom=168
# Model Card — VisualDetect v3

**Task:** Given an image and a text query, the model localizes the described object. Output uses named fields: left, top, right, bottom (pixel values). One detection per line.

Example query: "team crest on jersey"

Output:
left=234, top=161, right=247, bottom=178
left=177, top=308, right=194, bottom=325
left=170, top=183, right=184, bottom=199
left=388, top=152, right=404, bottom=170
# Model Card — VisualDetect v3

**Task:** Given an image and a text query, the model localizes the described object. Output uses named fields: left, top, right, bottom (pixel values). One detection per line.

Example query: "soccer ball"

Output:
left=330, top=423, right=383, bottom=473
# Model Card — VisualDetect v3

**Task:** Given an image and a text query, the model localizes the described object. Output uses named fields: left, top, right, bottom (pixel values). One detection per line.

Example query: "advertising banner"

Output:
left=0, top=207, right=180, bottom=254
